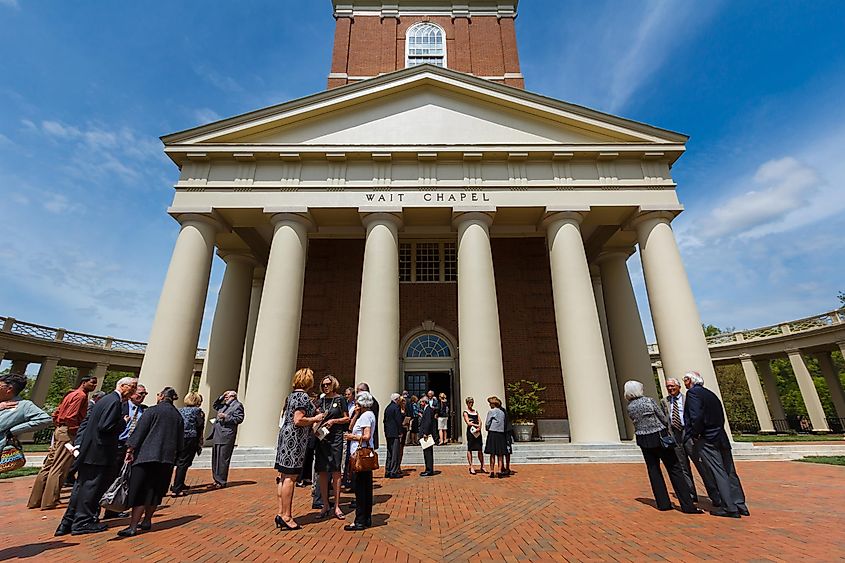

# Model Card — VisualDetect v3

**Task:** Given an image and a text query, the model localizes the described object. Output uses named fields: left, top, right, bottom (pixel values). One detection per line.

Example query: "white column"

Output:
left=787, top=349, right=830, bottom=432
left=30, top=356, right=60, bottom=406
left=10, top=359, right=29, bottom=375
left=655, top=363, right=668, bottom=396
left=591, top=269, right=627, bottom=439
left=758, top=359, right=786, bottom=421
left=632, top=211, right=730, bottom=432
left=544, top=211, right=620, bottom=443
left=739, top=354, right=775, bottom=433
left=454, top=212, right=506, bottom=441
left=198, top=252, right=256, bottom=428
left=92, top=362, right=109, bottom=392
left=817, top=351, right=845, bottom=420
left=139, top=215, right=221, bottom=398
left=596, top=250, right=660, bottom=438
left=239, top=213, right=311, bottom=447
left=355, top=213, right=402, bottom=447
left=237, top=270, right=265, bottom=400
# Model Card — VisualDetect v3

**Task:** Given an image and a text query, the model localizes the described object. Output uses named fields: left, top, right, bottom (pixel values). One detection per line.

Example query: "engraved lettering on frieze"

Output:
left=363, top=191, right=491, bottom=204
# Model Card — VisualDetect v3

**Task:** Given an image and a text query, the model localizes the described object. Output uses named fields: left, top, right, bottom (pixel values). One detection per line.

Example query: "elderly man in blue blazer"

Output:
left=683, top=371, right=749, bottom=518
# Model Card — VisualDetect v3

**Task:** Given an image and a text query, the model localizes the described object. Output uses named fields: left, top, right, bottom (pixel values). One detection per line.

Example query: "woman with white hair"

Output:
left=343, top=391, right=376, bottom=531
left=624, top=380, right=702, bottom=514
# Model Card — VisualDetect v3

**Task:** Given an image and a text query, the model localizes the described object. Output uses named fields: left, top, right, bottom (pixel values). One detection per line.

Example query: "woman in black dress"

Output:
left=462, top=397, right=485, bottom=474
left=118, top=387, right=184, bottom=537
left=314, top=375, right=350, bottom=520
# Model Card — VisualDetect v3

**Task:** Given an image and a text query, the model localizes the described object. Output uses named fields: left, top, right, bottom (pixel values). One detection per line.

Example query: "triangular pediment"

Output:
left=163, top=65, right=687, bottom=148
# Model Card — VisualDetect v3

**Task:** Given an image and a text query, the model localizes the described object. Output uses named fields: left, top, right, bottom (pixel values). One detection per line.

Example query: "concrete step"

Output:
left=24, top=442, right=845, bottom=469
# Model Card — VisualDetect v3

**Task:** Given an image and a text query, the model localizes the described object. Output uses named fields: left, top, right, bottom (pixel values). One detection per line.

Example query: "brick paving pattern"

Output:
left=1, top=460, right=843, bottom=562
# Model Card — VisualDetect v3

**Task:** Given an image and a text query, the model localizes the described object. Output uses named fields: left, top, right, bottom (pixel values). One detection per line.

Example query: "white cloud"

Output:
left=42, top=192, right=84, bottom=215
left=0, top=132, right=13, bottom=146
left=0, top=0, right=20, bottom=9
left=193, top=107, right=222, bottom=124
left=194, top=64, right=243, bottom=94
left=528, top=0, right=723, bottom=113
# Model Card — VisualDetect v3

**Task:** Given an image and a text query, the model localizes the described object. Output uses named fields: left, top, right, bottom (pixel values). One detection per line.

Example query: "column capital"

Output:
left=541, top=210, right=587, bottom=229
left=626, top=210, right=677, bottom=233
left=42, top=355, right=61, bottom=363
left=217, top=250, right=260, bottom=267
left=452, top=210, right=494, bottom=229
left=266, top=210, right=315, bottom=232
left=168, top=209, right=230, bottom=233
left=595, top=248, right=635, bottom=266
left=785, top=347, right=802, bottom=355
left=359, top=211, right=403, bottom=231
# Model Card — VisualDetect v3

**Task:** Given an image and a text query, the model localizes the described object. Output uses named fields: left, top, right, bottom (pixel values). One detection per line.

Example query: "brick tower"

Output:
left=328, top=0, right=523, bottom=89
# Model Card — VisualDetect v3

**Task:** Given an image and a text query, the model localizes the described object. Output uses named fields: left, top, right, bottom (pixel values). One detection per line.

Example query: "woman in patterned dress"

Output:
left=274, top=368, right=324, bottom=530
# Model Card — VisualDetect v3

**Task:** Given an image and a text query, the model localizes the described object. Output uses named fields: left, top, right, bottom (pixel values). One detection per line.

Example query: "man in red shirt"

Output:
left=27, top=375, right=98, bottom=510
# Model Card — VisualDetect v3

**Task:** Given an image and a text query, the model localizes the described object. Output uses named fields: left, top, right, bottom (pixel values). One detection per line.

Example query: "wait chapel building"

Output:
left=139, top=0, right=726, bottom=448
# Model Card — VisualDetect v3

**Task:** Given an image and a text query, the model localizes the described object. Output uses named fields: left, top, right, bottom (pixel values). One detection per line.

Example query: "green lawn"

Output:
left=23, top=443, right=51, bottom=452
left=797, top=456, right=845, bottom=466
left=0, top=466, right=40, bottom=479
left=734, top=434, right=844, bottom=442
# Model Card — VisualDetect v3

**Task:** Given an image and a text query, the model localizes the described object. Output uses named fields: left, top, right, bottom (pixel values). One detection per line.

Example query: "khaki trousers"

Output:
left=27, top=426, right=76, bottom=509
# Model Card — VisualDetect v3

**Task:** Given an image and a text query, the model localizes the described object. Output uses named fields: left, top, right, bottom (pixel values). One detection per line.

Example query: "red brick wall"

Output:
left=492, top=237, right=566, bottom=419
left=328, top=15, right=523, bottom=89
left=296, top=239, right=364, bottom=391
left=296, top=237, right=565, bottom=419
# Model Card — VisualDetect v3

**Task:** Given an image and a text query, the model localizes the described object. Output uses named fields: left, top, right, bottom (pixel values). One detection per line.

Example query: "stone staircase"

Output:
left=24, top=440, right=845, bottom=469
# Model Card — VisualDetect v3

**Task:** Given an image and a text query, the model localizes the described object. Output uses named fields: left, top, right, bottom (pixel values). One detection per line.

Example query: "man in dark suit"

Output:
left=209, top=390, right=244, bottom=488
left=683, top=371, right=749, bottom=518
left=383, top=393, right=404, bottom=478
left=661, top=378, right=721, bottom=507
left=56, top=377, right=137, bottom=536
left=356, top=382, right=379, bottom=449
left=419, top=397, right=437, bottom=477
left=102, top=384, right=148, bottom=519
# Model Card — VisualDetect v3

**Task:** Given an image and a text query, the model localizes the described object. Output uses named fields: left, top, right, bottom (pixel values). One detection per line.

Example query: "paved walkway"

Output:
left=1, top=461, right=842, bottom=562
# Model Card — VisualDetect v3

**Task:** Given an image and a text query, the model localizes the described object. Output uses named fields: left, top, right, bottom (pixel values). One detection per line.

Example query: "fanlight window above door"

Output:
left=406, top=334, right=452, bottom=358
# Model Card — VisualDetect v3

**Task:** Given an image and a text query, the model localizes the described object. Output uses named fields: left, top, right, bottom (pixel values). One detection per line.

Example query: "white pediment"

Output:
left=164, top=66, right=686, bottom=148
left=232, top=87, right=626, bottom=145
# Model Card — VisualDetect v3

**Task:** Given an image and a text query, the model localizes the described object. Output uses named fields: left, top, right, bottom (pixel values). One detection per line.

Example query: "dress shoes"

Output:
left=738, top=507, right=750, bottom=516
left=344, top=523, right=367, bottom=532
left=54, top=524, right=71, bottom=537
left=419, top=471, right=434, bottom=477
left=709, top=509, right=741, bottom=518
left=116, top=527, right=137, bottom=537
left=681, top=508, right=705, bottom=514
left=71, top=523, right=109, bottom=535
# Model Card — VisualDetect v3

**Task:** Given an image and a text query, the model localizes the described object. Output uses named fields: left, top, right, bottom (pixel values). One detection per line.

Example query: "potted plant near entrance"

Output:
left=506, top=380, right=545, bottom=442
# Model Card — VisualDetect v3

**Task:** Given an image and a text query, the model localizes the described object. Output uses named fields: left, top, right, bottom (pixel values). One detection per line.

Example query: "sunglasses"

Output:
left=321, top=382, right=332, bottom=387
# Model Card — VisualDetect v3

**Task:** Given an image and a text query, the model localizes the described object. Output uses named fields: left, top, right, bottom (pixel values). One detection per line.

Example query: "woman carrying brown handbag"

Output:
left=343, top=391, right=376, bottom=531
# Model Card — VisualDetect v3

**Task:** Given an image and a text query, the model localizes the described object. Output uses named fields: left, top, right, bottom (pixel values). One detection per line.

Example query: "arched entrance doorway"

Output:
left=399, top=323, right=459, bottom=442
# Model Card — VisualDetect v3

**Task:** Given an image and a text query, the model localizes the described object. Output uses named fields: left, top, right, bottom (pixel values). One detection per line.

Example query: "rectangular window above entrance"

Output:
left=399, top=241, right=457, bottom=283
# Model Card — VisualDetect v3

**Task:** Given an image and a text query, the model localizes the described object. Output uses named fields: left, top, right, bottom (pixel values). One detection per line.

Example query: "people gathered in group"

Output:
left=20, top=360, right=748, bottom=544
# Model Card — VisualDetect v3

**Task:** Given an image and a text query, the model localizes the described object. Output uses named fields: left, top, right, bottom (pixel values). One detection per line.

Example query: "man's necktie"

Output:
left=671, top=398, right=682, bottom=431
left=127, top=408, right=140, bottom=436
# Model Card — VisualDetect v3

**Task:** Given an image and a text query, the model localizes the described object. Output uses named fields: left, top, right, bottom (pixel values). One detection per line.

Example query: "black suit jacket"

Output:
left=684, top=384, right=729, bottom=446
left=371, top=397, right=380, bottom=449
left=77, top=391, right=126, bottom=466
left=419, top=405, right=437, bottom=437
left=127, top=402, right=185, bottom=466
left=383, top=401, right=404, bottom=439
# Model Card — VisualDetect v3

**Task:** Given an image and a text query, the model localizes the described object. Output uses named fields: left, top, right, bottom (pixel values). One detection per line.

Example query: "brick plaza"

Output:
left=1, top=460, right=843, bottom=562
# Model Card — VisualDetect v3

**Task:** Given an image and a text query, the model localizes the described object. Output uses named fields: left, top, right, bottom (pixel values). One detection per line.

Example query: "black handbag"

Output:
left=659, top=429, right=677, bottom=449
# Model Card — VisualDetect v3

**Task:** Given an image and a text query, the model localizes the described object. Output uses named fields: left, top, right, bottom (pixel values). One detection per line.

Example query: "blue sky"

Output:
left=1, top=0, right=844, bottom=362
